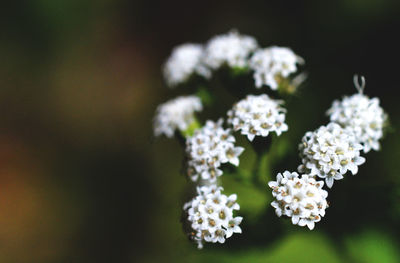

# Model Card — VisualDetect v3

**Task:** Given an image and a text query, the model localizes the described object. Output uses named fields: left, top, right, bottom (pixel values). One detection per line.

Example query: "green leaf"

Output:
left=221, top=172, right=270, bottom=223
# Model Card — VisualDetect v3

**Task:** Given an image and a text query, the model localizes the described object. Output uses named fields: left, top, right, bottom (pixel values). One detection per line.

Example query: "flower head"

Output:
left=183, top=185, right=242, bottom=249
left=186, top=120, right=244, bottom=183
left=327, top=92, right=387, bottom=153
left=250, top=46, right=303, bottom=90
left=268, top=171, right=328, bottom=230
left=227, top=94, right=288, bottom=141
left=153, top=96, right=202, bottom=138
left=163, top=43, right=211, bottom=87
left=203, top=30, right=258, bottom=70
left=298, top=123, right=365, bottom=188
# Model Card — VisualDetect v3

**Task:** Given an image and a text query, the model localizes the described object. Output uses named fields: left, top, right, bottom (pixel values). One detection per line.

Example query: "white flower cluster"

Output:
left=203, top=31, right=258, bottom=69
left=163, top=44, right=211, bottom=87
left=250, top=46, right=303, bottom=90
left=268, top=171, right=328, bottom=230
left=298, top=123, right=365, bottom=188
left=186, top=120, right=244, bottom=183
left=204, top=31, right=258, bottom=69
left=161, top=31, right=304, bottom=91
left=266, top=78, right=387, bottom=229
left=327, top=93, right=386, bottom=153
left=227, top=94, right=288, bottom=141
left=183, top=185, right=243, bottom=249
left=153, top=96, right=202, bottom=138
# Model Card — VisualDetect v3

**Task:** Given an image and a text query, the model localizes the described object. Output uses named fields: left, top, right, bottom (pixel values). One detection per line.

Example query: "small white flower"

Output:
left=186, top=119, right=244, bottom=183
left=227, top=94, right=288, bottom=141
left=250, top=46, right=303, bottom=90
left=298, top=123, right=365, bottom=188
left=203, top=30, right=258, bottom=70
left=163, top=43, right=211, bottom=87
left=327, top=92, right=387, bottom=153
left=268, top=171, right=328, bottom=230
left=226, top=194, right=240, bottom=210
left=153, top=96, right=202, bottom=138
left=184, top=185, right=243, bottom=249
left=225, top=217, right=243, bottom=238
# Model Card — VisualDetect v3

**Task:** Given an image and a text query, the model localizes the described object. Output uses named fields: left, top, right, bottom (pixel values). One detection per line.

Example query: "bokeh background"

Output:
left=1, top=0, right=400, bottom=262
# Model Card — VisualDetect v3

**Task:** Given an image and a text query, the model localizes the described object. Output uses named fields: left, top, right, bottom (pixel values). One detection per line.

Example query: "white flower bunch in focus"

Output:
left=268, top=171, right=328, bottom=230
left=227, top=94, right=288, bottom=141
left=327, top=77, right=387, bottom=153
left=186, top=120, right=244, bottom=183
left=183, top=185, right=242, bottom=249
left=298, top=123, right=366, bottom=188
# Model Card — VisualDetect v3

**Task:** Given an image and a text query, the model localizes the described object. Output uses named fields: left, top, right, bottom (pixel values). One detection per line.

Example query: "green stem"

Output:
left=252, top=151, right=269, bottom=187
left=252, top=154, right=262, bottom=185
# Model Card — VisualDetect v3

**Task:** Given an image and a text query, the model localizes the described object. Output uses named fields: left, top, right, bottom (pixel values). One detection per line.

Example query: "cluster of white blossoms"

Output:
left=153, top=96, right=202, bottom=138
left=227, top=94, right=288, bottom=141
left=203, top=31, right=258, bottom=70
left=327, top=92, right=386, bottom=153
left=162, top=30, right=304, bottom=91
left=265, top=78, right=387, bottom=229
left=298, top=123, right=366, bottom=188
left=183, top=185, right=243, bottom=249
left=250, top=46, right=303, bottom=90
left=268, top=171, right=328, bottom=230
left=163, top=44, right=211, bottom=87
left=157, top=29, right=388, bottom=242
left=186, top=120, right=244, bottom=183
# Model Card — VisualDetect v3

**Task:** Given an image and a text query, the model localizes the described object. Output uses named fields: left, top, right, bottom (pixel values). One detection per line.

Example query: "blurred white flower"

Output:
left=186, top=119, right=244, bottom=183
left=250, top=46, right=303, bottom=90
left=153, top=96, right=202, bottom=138
left=268, top=171, right=328, bottom=230
left=227, top=94, right=288, bottom=141
left=163, top=43, right=211, bottom=87
left=327, top=92, right=386, bottom=153
left=184, top=185, right=242, bottom=249
left=298, top=123, right=365, bottom=188
left=203, top=30, right=258, bottom=69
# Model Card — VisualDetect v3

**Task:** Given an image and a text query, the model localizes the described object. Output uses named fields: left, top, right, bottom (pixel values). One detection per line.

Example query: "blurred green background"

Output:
left=1, top=0, right=400, bottom=262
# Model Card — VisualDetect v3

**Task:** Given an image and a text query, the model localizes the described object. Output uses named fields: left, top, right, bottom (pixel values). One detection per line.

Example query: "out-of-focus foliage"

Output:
left=345, top=229, right=400, bottom=263
left=1, top=0, right=400, bottom=262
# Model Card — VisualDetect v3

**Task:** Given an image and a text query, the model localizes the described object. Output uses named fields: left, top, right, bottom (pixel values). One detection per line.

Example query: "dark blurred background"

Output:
left=1, top=0, right=400, bottom=262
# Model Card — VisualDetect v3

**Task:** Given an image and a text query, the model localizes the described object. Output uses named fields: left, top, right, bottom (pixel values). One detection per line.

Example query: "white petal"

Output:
left=247, top=133, right=256, bottom=141
left=307, top=221, right=315, bottom=230
left=326, top=177, right=334, bottom=188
